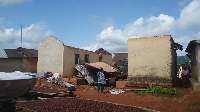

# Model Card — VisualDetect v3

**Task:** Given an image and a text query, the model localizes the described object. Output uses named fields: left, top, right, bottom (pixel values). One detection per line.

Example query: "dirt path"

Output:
left=74, top=86, right=200, bottom=112
left=36, top=78, right=200, bottom=112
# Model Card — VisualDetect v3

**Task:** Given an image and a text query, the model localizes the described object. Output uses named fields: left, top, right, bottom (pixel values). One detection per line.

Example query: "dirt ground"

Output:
left=37, top=78, right=200, bottom=112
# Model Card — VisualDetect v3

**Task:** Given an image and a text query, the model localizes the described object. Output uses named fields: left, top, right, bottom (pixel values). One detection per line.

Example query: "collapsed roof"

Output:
left=85, top=62, right=117, bottom=73
left=76, top=62, right=118, bottom=85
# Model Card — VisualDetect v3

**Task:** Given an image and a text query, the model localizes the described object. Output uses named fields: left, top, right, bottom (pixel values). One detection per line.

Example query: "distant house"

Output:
left=185, top=40, right=200, bottom=92
left=0, top=47, right=38, bottom=72
left=127, top=35, right=182, bottom=87
left=112, top=53, right=128, bottom=65
left=95, top=48, right=112, bottom=66
left=37, top=35, right=112, bottom=78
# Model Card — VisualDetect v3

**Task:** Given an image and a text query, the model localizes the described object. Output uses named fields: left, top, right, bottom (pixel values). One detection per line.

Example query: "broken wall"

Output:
left=100, top=54, right=112, bottom=65
left=37, top=36, right=64, bottom=75
left=63, top=46, right=99, bottom=78
left=127, top=36, right=175, bottom=87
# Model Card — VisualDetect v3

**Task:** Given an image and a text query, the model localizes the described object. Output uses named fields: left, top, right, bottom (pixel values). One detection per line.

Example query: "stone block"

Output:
left=116, top=81, right=127, bottom=88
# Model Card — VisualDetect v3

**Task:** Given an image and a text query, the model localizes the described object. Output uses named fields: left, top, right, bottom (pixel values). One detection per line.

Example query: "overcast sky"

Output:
left=0, top=0, right=200, bottom=56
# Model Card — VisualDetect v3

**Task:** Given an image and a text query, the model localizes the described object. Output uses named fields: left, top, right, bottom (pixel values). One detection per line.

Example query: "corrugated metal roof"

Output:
left=0, top=49, right=8, bottom=58
left=5, top=49, right=24, bottom=58
left=1, top=47, right=38, bottom=58
left=17, top=47, right=38, bottom=58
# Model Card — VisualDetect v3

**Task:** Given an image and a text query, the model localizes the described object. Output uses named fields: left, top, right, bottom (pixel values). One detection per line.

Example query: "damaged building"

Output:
left=37, top=35, right=112, bottom=78
left=112, top=53, right=128, bottom=74
left=112, top=53, right=128, bottom=65
left=127, top=35, right=182, bottom=87
left=185, top=40, right=200, bottom=92
left=0, top=47, right=38, bottom=72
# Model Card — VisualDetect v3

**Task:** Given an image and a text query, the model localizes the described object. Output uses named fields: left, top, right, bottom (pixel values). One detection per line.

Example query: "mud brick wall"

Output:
left=127, top=36, right=176, bottom=87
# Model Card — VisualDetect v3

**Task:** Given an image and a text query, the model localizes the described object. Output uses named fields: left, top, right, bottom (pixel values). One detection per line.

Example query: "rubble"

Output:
left=75, top=62, right=118, bottom=86
left=113, top=58, right=128, bottom=74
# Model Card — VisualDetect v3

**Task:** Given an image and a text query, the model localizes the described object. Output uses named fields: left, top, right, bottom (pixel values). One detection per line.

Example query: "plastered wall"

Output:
left=22, top=58, right=37, bottom=72
left=127, top=36, right=174, bottom=87
left=190, top=45, right=199, bottom=81
left=101, top=54, right=112, bottom=65
left=0, top=59, right=23, bottom=72
left=37, top=36, right=64, bottom=75
left=0, top=58, right=37, bottom=72
left=63, top=46, right=99, bottom=77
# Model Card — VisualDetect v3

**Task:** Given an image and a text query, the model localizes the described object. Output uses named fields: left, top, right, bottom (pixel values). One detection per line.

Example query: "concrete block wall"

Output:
left=37, top=36, right=64, bottom=75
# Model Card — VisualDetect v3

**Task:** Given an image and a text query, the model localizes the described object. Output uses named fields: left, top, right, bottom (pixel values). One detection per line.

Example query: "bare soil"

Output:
left=36, top=78, right=200, bottom=112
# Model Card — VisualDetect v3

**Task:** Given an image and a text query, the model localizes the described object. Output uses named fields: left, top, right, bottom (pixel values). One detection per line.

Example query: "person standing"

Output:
left=97, top=68, right=106, bottom=93
left=181, top=66, right=190, bottom=88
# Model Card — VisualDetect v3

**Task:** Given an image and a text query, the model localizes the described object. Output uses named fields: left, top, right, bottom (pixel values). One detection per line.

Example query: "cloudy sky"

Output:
left=0, top=0, right=200, bottom=56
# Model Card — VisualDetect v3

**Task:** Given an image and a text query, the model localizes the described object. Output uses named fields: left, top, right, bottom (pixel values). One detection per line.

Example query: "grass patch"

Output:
left=135, top=86, right=177, bottom=95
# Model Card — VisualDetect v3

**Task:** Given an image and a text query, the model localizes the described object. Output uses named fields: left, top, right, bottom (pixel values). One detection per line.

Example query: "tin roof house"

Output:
left=0, top=47, right=38, bottom=72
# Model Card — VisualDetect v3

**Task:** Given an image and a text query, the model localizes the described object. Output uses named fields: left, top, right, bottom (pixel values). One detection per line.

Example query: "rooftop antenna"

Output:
left=21, top=24, right=22, bottom=48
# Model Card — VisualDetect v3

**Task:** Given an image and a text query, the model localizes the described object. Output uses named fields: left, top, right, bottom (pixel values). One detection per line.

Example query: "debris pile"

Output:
left=113, top=58, right=128, bottom=74
left=75, top=62, right=118, bottom=86
left=44, top=72, right=74, bottom=89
